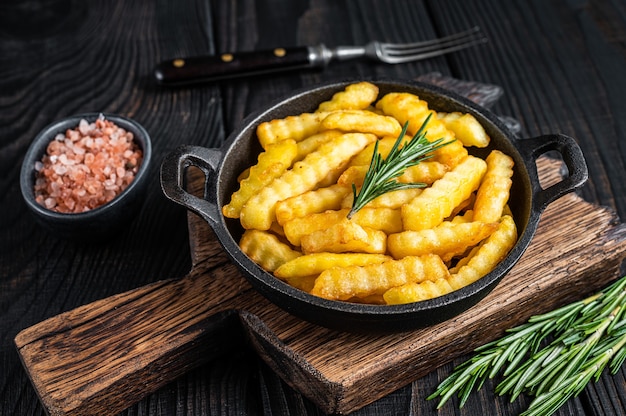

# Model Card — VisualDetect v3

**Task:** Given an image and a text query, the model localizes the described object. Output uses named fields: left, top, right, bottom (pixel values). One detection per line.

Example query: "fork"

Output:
left=154, top=27, right=487, bottom=86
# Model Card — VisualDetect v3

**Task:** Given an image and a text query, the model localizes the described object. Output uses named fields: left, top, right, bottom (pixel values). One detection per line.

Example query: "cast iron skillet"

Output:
left=160, top=79, right=588, bottom=332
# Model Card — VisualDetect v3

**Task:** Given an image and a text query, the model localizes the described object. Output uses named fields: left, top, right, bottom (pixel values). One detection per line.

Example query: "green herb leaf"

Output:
left=428, top=275, right=626, bottom=416
left=348, top=115, right=451, bottom=218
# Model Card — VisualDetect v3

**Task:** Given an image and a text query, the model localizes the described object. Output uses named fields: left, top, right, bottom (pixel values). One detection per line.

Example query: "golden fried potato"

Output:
left=349, top=136, right=398, bottom=166
left=240, top=132, right=376, bottom=230
left=448, top=245, right=479, bottom=274
left=438, top=112, right=490, bottom=148
left=283, top=207, right=402, bottom=246
left=239, top=229, right=301, bottom=272
left=274, top=252, right=391, bottom=279
left=282, top=275, right=318, bottom=292
left=341, top=187, right=423, bottom=210
left=383, top=278, right=454, bottom=304
left=256, top=112, right=330, bottom=149
left=275, top=184, right=351, bottom=226
left=449, top=210, right=474, bottom=224
left=316, top=81, right=379, bottom=112
left=397, top=160, right=448, bottom=185
left=388, top=221, right=498, bottom=261
left=294, top=130, right=343, bottom=162
left=375, top=92, right=429, bottom=134
left=301, top=219, right=387, bottom=254
left=321, top=110, right=403, bottom=138
left=402, top=155, right=487, bottom=230
left=448, top=215, right=517, bottom=290
left=222, top=139, right=297, bottom=219
left=337, top=165, right=368, bottom=187
left=311, top=254, right=449, bottom=301
left=375, top=92, right=467, bottom=169
left=237, top=167, right=250, bottom=182
left=227, top=82, right=518, bottom=305
left=473, top=150, right=514, bottom=223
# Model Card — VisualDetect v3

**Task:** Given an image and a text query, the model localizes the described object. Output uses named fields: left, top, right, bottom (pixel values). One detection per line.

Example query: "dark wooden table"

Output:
left=2, top=0, right=625, bottom=415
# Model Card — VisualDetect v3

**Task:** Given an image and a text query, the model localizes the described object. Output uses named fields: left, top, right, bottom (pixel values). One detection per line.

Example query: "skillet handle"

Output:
left=516, top=134, right=588, bottom=212
left=160, top=145, right=223, bottom=228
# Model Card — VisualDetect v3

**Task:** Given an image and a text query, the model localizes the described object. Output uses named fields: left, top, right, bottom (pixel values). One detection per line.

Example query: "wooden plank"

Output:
left=14, top=157, right=626, bottom=415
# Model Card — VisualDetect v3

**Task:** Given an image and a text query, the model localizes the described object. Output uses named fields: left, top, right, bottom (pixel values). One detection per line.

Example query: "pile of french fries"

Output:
left=223, top=82, right=517, bottom=305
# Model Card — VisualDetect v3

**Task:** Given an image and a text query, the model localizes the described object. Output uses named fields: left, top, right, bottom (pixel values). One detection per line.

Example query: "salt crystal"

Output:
left=33, top=116, right=142, bottom=213
left=44, top=198, right=57, bottom=209
left=78, top=119, right=90, bottom=135
left=52, top=164, right=66, bottom=175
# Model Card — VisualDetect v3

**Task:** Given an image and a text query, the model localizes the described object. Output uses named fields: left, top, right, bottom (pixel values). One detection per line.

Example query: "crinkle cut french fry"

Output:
left=397, top=160, right=447, bottom=185
left=350, top=136, right=398, bottom=166
left=256, top=112, right=330, bottom=149
left=383, top=278, right=454, bottom=304
left=240, top=132, right=376, bottom=230
left=448, top=215, right=517, bottom=290
left=316, top=81, right=380, bottom=112
left=449, top=210, right=474, bottom=224
left=316, top=159, right=354, bottom=189
left=269, top=221, right=286, bottom=237
left=283, top=274, right=318, bottom=292
left=237, top=167, right=250, bottom=182
left=294, top=130, right=343, bottom=162
left=222, top=139, right=298, bottom=219
left=375, top=92, right=467, bottom=169
left=375, top=92, right=429, bottom=134
left=227, top=82, right=520, bottom=305
left=402, top=155, right=487, bottom=231
left=239, top=230, right=301, bottom=272
left=348, top=294, right=386, bottom=305
left=337, top=165, right=368, bottom=187
left=283, top=207, right=402, bottom=246
left=301, top=219, right=387, bottom=254
left=310, top=254, right=449, bottom=301
left=274, top=252, right=391, bottom=279
left=473, top=150, right=514, bottom=223
left=321, top=110, right=403, bottom=138
left=448, top=245, right=479, bottom=274
left=350, top=207, right=403, bottom=233
left=448, top=192, right=475, bottom=218
left=388, top=221, right=498, bottom=261
left=437, top=111, right=490, bottom=148
left=275, top=184, right=351, bottom=226
left=341, top=187, right=423, bottom=210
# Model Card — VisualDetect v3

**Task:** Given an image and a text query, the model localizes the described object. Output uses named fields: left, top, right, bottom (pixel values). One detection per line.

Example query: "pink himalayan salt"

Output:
left=34, top=115, right=143, bottom=213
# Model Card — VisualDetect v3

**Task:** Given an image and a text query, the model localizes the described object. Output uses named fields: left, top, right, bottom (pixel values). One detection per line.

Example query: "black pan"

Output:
left=160, top=79, right=588, bottom=332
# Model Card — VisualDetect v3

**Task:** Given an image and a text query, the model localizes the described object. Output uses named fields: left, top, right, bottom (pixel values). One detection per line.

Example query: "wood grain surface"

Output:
left=3, top=1, right=626, bottom=415
left=15, top=158, right=626, bottom=415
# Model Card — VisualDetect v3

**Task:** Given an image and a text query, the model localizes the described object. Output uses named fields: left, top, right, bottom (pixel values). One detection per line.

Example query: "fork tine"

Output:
left=386, top=26, right=483, bottom=50
left=379, top=27, right=487, bottom=63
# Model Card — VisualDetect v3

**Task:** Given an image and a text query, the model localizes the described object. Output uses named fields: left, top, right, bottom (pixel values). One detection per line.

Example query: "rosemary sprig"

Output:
left=348, top=115, right=451, bottom=218
left=428, top=275, right=626, bottom=416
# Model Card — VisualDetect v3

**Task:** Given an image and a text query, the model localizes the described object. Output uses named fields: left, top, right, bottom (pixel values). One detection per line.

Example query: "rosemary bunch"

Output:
left=428, top=275, right=626, bottom=416
left=348, top=115, right=450, bottom=218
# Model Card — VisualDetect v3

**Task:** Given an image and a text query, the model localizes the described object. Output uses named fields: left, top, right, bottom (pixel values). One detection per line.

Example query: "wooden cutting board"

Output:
left=15, top=157, right=626, bottom=416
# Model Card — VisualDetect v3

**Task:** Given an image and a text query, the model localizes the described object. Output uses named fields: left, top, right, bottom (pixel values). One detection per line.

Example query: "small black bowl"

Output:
left=160, top=79, right=588, bottom=332
left=20, top=113, right=152, bottom=241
